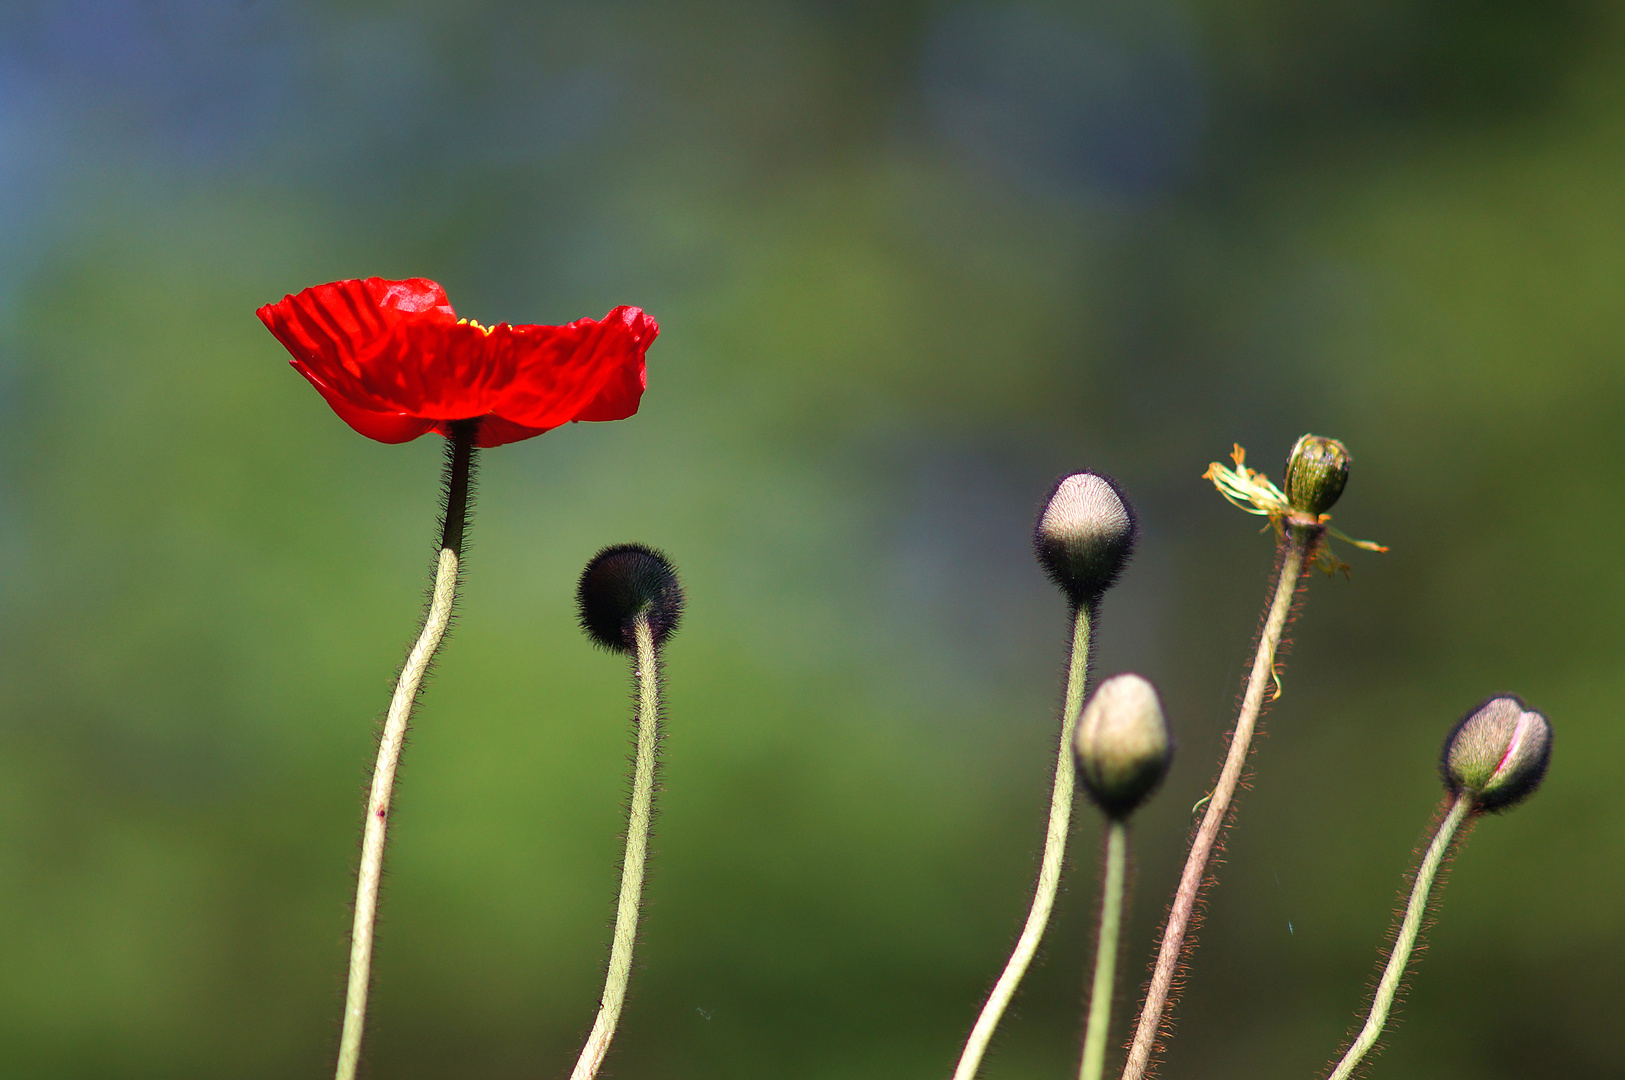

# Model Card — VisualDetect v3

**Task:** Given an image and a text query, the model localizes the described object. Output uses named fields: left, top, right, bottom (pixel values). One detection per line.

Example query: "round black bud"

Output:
left=1283, top=434, right=1350, bottom=517
left=1441, top=694, right=1552, bottom=812
left=1033, top=472, right=1137, bottom=606
left=1074, top=673, right=1173, bottom=818
left=576, top=543, right=684, bottom=654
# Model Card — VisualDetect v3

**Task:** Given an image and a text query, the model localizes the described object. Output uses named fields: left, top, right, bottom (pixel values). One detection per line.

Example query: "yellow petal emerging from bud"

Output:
left=1074, top=673, right=1173, bottom=818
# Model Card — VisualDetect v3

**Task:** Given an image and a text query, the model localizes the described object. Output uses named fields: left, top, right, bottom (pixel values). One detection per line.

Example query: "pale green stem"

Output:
left=570, top=614, right=661, bottom=1080
left=1326, top=793, right=1473, bottom=1080
left=334, top=545, right=459, bottom=1080
left=334, top=424, right=474, bottom=1080
left=1121, top=526, right=1312, bottom=1080
left=952, top=604, right=1093, bottom=1080
left=1080, top=820, right=1128, bottom=1080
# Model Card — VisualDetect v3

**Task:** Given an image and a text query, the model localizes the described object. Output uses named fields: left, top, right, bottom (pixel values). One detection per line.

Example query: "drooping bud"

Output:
left=1034, top=472, right=1137, bottom=607
left=576, top=543, right=685, bottom=654
left=1441, top=694, right=1552, bottom=812
left=1282, top=434, right=1350, bottom=517
left=1074, top=673, right=1173, bottom=818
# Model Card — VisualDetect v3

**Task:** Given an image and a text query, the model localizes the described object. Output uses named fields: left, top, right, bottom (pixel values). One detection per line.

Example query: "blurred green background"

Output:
left=0, top=1, right=1621, bottom=1077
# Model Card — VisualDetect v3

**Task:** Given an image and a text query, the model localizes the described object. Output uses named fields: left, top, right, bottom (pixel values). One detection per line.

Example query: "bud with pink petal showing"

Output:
left=1441, top=694, right=1552, bottom=812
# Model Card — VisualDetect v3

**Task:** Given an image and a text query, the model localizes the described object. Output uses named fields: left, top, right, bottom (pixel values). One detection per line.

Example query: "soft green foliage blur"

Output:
left=0, top=1, right=1621, bottom=1077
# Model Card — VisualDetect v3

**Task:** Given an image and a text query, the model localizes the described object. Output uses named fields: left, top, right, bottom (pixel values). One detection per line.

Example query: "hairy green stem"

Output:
left=1121, top=525, right=1312, bottom=1080
left=571, top=613, right=662, bottom=1080
left=1326, top=793, right=1472, bottom=1080
left=335, top=423, right=477, bottom=1080
left=952, top=604, right=1093, bottom=1080
left=1080, top=820, right=1128, bottom=1080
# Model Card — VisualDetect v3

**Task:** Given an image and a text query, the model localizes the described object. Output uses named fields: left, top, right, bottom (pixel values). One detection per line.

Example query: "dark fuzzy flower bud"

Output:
left=1441, top=694, right=1552, bottom=812
left=1034, top=472, right=1137, bottom=606
left=577, top=543, right=684, bottom=654
left=1282, top=434, right=1350, bottom=516
left=1074, top=673, right=1173, bottom=818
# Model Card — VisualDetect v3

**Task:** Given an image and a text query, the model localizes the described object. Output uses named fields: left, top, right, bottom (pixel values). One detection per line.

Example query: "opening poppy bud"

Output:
left=1074, top=673, right=1173, bottom=818
left=577, top=543, right=684, bottom=654
left=1282, top=434, right=1350, bottom=517
left=1034, top=472, right=1137, bottom=606
left=1441, top=694, right=1552, bottom=812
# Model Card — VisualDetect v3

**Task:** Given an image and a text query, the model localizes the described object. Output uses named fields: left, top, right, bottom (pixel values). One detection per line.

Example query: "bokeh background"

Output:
left=1, top=1, right=1621, bottom=1077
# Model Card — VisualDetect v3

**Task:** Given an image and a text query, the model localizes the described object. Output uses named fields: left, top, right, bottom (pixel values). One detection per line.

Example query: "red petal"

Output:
left=572, top=307, right=653, bottom=422
left=257, top=278, right=459, bottom=439
left=457, top=415, right=555, bottom=448
left=260, top=280, right=656, bottom=447
left=485, top=306, right=659, bottom=430
left=291, top=359, right=438, bottom=443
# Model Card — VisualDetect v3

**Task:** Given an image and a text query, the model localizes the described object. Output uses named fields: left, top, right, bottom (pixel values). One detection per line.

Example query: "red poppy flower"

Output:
left=258, top=277, right=658, bottom=448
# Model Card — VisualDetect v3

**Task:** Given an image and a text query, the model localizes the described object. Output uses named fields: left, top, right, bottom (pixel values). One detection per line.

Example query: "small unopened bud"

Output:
left=576, top=543, right=685, bottom=654
left=1034, top=472, right=1137, bottom=606
left=1074, top=673, right=1173, bottom=818
left=1283, top=435, right=1350, bottom=516
left=1441, top=695, right=1552, bottom=812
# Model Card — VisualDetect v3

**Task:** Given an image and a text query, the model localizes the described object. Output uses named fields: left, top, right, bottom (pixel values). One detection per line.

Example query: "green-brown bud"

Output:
left=1283, top=434, right=1350, bottom=516
left=1034, top=471, right=1137, bottom=607
left=1441, top=694, right=1552, bottom=812
left=1074, top=673, right=1173, bottom=818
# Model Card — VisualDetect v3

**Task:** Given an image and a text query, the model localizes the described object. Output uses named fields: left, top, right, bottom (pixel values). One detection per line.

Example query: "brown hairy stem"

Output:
left=1119, top=522, right=1315, bottom=1080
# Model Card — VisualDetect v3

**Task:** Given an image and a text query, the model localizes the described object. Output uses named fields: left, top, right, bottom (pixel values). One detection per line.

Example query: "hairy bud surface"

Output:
left=577, top=543, right=684, bottom=653
left=1034, top=472, right=1137, bottom=606
left=1074, top=673, right=1172, bottom=818
left=1442, top=694, right=1552, bottom=812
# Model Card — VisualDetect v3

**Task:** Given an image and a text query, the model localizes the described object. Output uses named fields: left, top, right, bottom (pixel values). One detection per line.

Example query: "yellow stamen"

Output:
left=1202, top=444, right=1293, bottom=518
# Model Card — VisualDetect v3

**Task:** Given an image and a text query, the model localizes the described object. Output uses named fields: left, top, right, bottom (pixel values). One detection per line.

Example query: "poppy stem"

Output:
left=334, top=420, right=479, bottom=1080
left=1080, top=819, right=1128, bottom=1080
left=1326, top=792, right=1472, bottom=1080
left=1120, top=524, right=1313, bottom=1080
left=571, top=611, right=663, bottom=1080
left=440, top=421, right=476, bottom=556
left=952, top=602, right=1093, bottom=1080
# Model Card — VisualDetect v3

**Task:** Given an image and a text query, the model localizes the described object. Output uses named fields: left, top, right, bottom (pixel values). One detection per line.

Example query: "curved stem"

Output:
left=1121, top=527, right=1311, bottom=1080
left=1080, top=820, right=1128, bottom=1080
left=952, top=604, right=1093, bottom=1080
left=334, top=424, right=477, bottom=1080
left=571, top=614, right=662, bottom=1080
left=1326, top=793, right=1472, bottom=1080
